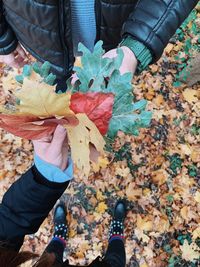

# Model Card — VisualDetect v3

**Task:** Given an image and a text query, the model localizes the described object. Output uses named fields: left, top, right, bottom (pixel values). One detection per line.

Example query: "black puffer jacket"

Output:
left=0, top=0, right=198, bottom=78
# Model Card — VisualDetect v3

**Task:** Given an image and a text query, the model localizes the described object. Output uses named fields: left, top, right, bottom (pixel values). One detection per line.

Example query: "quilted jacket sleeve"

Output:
left=122, top=0, right=199, bottom=62
left=0, top=1, right=18, bottom=55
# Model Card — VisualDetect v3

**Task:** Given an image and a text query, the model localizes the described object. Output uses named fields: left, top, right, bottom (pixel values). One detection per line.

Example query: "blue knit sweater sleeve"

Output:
left=71, top=0, right=96, bottom=55
left=34, top=154, right=73, bottom=183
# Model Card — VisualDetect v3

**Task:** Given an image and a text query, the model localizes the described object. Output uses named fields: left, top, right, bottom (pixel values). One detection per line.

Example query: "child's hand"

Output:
left=103, top=46, right=138, bottom=75
left=33, top=125, right=69, bottom=171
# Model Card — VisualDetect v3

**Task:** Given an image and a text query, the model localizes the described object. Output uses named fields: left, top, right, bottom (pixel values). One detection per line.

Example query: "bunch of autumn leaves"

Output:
left=0, top=42, right=151, bottom=176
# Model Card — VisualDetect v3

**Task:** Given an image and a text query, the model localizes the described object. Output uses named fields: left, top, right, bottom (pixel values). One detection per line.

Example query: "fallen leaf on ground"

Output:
left=180, top=240, right=200, bottom=262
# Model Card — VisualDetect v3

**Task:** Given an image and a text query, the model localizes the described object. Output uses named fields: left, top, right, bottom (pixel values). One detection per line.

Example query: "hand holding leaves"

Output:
left=33, top=125, right=69, bottom=171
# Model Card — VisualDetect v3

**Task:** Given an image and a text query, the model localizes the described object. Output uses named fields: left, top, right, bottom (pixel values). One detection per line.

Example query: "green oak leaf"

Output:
left=44, top=73, right=56, bottom=85
left=106, top=70, right=133, bottom=114
left=74, top=41, right=124, bottom=92
left=106, top=69, right=152, bottom=138
left=32, top=62, right=41, bottom=74
left=108, top=110, right=152, bottom=138
left=40, top=62, right=51, bottom=78
left=23, top=65, right=32, bottom=77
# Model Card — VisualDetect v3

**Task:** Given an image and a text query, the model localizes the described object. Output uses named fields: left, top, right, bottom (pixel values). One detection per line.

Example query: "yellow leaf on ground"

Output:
left=115, top=166, right=130, bottom=177
left=154, top=94, right=164, bottom=107
left=95, top=202, right=107, bottom=214
left=152, top=169, right=168, bottom=186
left=0, top=170, right=7, bottom=180
left=126, top=183, right=142, bottom=201
left=135, top=229, right=150, bottom=243
left=165, top=43, right=174, bottom=54
left=65, top=113, right=105, bottom=177
left=15, top=72, right=73, bottom=117
left=194, top=191, right=200, bottom=203
left=92, top=157, right=109, bottom=172
left=191, top=147, right=200, bottom=163
left=179, top=144, right=192, bottom=156
left=180, top=206, right=189, bottom=221
left=192, top=226, right=200, bottom=240
left=183, top=89, right=199, bottom=104
left=96, top=190, right=105, bottom=201
left=140, top=264, right=149, bottom=267
left=143, top=246, right=154, bottom=259
left=180, top=240, right=200, bottom=262
left=136, top=215, right=153, bottom=231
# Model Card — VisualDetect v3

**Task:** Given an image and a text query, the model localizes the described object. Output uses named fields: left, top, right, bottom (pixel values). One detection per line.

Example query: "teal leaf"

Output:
left=173, top=81, right=182, bottom=87
left=44, top=73, right=56, bottom=85
left=32, top=62, right=41, bottom=74
left=41, top=62, right=51, bottom=78
left=15, top=75, right=24, bottom=84
left=108, top=110, right=152, bottom=138
left=106, top=70, right=133, bottom=114
left=74, top=41, right=124, bottom=92
left=23, top=65, right=32, bottom=77
left=132, top=99, right=147, bottom=111
left=16, top=98, right=20, bottom=105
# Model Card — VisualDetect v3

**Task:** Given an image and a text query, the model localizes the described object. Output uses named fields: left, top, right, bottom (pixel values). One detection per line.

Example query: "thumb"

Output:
left=50, top=125, right=67, bottom=153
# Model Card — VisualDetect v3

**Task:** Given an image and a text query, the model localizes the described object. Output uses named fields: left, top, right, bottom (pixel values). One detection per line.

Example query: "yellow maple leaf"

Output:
left=136, top=215, right=153, bottom=231
left=143, top=246, right=154, bottom=259
left=180, top=240, right=200, bottom=262
left=194, top=191, right=200, bottom=203
left=135, top=229, right=150, bottom=243
left=92, top=157, right=109, bottom=172
left=126, top=183, right=142, bottom=201
left=96, top=190, right=105, bottom=201
left=180, top=206, right=189, bottom=221
left=14, top=72, right=73, bottom=117
left=140, top=264, right=149, bottom=267
left=183, top=89, right=199, bottom=104
left=152, top=169, right=168, bottom=186
left=165, top=43, right=174, bottom=54
left=115, top=166, right=130, bottom=177
left=179, top=144, right=192, bottom=156
left=95, top=202, right=107, bottom=214
left=191, top=146, right=200, bottom=163
left=192, top=226, right=200, bottom=240
left=65, top=113, right=105, bottom=177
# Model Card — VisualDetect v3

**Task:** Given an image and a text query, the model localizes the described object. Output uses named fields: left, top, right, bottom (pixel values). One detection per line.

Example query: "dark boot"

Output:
left=109, top=199, right=127, bottom=240
left=53, top=202, right=68, bottom=241
left=44, top=203, right=68, bottom=264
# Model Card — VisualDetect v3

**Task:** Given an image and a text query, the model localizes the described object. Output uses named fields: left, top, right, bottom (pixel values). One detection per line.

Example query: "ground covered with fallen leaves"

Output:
left=0, top=6, right=200, bottom=267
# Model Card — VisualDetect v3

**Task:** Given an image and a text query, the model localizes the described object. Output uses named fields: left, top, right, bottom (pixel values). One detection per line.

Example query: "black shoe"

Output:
left=53, top=202, right=68, bottom=240
left=113, top=199, right=127, bottom=222
left=109, top=199, right=127, bottom=239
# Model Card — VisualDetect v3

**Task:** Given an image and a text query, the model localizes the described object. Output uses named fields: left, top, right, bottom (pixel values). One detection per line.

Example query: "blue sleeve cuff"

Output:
left=34, top=154, right=73, bottom=183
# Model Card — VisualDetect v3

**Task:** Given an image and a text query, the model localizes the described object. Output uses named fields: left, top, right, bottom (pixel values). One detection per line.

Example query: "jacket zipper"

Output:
left=58, top=0, right=69, bottom=77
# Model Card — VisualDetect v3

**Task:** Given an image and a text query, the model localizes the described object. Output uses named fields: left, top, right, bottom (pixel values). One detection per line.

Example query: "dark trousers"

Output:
left=45, top=239, right=126, bottom=267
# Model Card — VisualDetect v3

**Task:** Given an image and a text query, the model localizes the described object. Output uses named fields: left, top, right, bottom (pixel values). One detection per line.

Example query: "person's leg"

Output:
left=104, top=239, right=125, bottom=267
left=103, top=200, right=127, bottom=267
left=44, top=203, right=68, bottom=264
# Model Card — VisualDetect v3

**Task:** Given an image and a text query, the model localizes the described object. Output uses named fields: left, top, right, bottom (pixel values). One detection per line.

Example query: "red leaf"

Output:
left=70, top=92, right=114, bottom=135
left=0, top=114, right=78, bottom=140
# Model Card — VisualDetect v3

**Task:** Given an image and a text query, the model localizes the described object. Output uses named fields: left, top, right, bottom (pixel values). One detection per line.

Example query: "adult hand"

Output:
left=33, top=125, right=69, bottom=171
left=0, top=43, right=28, bottom=68
left=104, top=46, right=138, bottom=75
